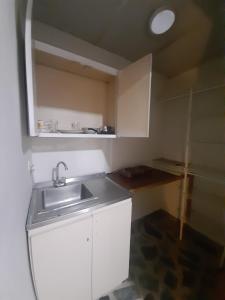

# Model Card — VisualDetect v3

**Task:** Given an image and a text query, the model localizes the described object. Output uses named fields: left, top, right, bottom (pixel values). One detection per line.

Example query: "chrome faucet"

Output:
left=53, top=161, right=68, bottom=187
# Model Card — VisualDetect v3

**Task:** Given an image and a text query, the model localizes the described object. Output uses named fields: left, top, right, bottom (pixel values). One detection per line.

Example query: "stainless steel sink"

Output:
left=41, top=183, right=96, bottom=212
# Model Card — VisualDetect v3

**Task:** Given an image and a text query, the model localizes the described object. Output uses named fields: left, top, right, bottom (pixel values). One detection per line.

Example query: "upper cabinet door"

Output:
left=116, top=54, right=152, bottom=137
left=25, top=0, right=37, bottom=136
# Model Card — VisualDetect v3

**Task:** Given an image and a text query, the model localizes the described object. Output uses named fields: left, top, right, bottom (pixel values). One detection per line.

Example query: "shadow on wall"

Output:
left=131, top=179, right=182, bottom=222
left=16, top=0, right=31, bottom=154
left=31, top=136, right=112, bottom=153
left=154, top=0, right=224, bottom=78
left=31, top=136, right=153, bottom=183
left=31, top=138, right=113, bottom=182
left=193, top=0, right=225, bottom=60
left=36, top=64, right=108, bottom=114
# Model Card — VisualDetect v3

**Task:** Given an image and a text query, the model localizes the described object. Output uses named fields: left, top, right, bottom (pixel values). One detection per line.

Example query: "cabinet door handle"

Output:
left=86, top=238, right=90, bottom=242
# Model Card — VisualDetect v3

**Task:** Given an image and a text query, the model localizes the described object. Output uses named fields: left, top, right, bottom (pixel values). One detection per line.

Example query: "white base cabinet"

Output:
left=92, top=200, right=132, bottom=299
left=28, top=199, right=132, bottom=300
left=29, top=214, right=92, bottom=300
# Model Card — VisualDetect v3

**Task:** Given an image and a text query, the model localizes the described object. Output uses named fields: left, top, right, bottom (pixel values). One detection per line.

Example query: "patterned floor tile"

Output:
left=100, top=210, right=222, bottom=300
left=113, top=285, right=140, bottom=300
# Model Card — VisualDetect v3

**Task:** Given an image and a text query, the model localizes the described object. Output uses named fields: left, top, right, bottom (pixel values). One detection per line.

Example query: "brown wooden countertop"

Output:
left=107, top=167, right=184, bottom=192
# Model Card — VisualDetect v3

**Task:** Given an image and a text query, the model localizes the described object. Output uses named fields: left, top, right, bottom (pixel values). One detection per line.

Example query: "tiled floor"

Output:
left=99, top=210, right=223, bottom=300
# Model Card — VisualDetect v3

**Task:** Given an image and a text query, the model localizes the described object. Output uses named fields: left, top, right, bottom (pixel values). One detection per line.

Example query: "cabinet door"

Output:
left=92, top=199, right=132, bottom=299
left=30, top=216, right=92, bottom=300
left=116, top=54, right=152, bottom=137
left=25, top=0, right=37, bottom=136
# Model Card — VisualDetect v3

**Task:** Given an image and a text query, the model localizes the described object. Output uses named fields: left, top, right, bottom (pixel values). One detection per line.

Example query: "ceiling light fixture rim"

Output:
left=148, top=6, right=176, bottom=36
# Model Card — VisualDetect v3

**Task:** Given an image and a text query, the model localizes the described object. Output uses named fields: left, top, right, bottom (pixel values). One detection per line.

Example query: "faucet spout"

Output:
left=56, top=161, right=68, bottom=170
left=53, top=161, right=68, bottom=187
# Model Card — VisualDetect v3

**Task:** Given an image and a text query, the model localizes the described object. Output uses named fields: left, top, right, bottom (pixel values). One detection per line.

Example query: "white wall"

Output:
left=32, top=138, right=112, bottom=182
left=0, top=0, right=35, bottom=299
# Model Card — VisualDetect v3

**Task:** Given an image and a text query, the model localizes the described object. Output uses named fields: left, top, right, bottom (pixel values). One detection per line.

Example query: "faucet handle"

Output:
left=60, top=177, right=66, bottom=184
left=56, top=177, right=66, bottom=187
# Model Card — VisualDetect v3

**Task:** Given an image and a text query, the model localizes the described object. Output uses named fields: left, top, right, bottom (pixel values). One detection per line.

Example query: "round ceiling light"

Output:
left=149, top=8, right=175, bottom=35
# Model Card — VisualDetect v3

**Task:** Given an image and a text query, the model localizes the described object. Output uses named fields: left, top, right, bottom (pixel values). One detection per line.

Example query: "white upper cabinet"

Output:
left=25, top=0, right=152, bottom=138
left=25, top=0, right=37, bottom=136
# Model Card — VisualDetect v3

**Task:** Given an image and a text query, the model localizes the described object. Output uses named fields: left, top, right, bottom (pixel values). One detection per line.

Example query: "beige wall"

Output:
left=36, top=64, right=111, bottom=129
left=132, top=180, right=182, bottom=221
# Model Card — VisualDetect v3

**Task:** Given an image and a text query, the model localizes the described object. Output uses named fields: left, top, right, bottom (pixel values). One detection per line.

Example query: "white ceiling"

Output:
left=33, top=0, right=224, bottom=77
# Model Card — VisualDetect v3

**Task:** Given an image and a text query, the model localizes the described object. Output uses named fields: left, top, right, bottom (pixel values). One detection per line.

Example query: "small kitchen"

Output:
left=4, top=0, right=225, bottom=300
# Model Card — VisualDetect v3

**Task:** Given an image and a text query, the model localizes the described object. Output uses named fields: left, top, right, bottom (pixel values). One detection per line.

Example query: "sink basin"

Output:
left=42, top=183, right=95, bottom=212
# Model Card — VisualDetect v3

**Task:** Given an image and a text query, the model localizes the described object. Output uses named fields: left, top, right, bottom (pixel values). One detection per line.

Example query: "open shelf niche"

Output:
left=34, top=41, right=117, bottom=138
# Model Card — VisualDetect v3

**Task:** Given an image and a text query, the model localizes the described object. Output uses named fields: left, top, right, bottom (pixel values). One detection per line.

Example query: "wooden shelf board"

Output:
left=35, top=49, right=115, bottom=83
left=191, top=140, right=225, bottom=145
left=152, top=158, right=185, bottom=175
left=154, top=83, right=225, bottom=105
left=34, top=40, right=119, bottom=77
left=38, top=133, right=117, bottom=139
left=188, top=165, right=225, bottom=185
